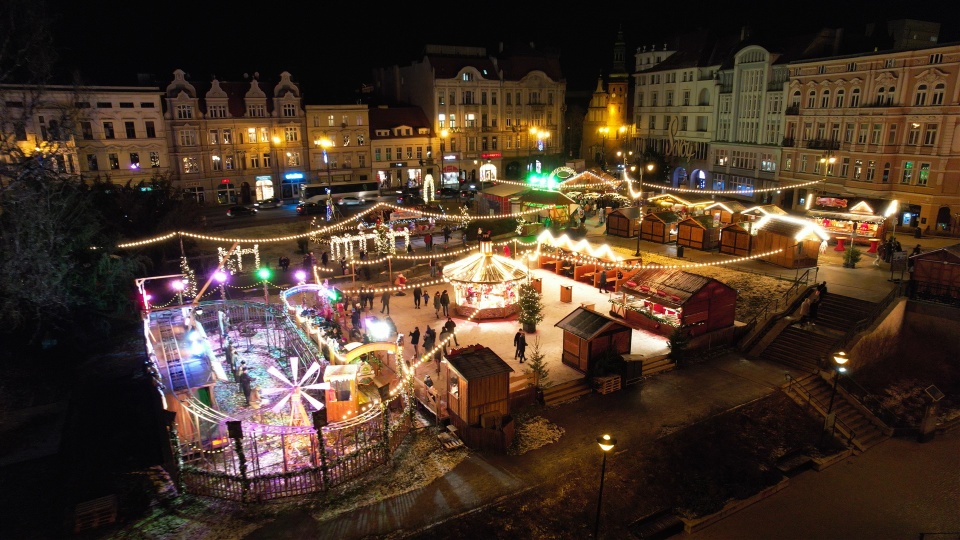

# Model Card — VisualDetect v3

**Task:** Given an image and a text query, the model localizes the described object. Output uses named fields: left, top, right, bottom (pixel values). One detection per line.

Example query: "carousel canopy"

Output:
left=442, top=251, right=529, bottom=284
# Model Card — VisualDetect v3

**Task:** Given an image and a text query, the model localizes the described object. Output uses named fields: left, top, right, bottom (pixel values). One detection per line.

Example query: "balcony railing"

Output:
left=782, top=137, right=796, bottom=147
left=805, top=139, right=840, bottom=150
left=785, top=106, right=800, bottom=115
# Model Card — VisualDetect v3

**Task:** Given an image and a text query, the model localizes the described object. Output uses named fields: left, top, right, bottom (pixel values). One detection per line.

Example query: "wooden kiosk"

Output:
left=640, top=211, right=682, bottom=244
left=751, top=215, right=828, bottom=269
left=555, top=306, right=633, bottom=373
left=606, top=207, right=644, bottom=238
left=702, top=201, right=748, bottom=225
left=323, top=364, right=359, bottom=422
left=445, top=346, right=515, bottom=453
left=676, top=215, right=721, bottom=251
left=908, top=243, right=960, bottom=304
left=719, top=222, right=753, bottom=257
left=611, top=268, right=737, bottom=338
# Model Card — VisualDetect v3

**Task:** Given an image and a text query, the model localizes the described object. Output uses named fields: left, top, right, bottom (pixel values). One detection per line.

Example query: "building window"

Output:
left=103, top=122, right=115, bottom=139
left=262, top=152, right=271, bottom=168
left=491, top=92, right=497, bottom=105
left=666, top=91, right=674, bottom=106
left=866, top=160, right=876, bottom=182
left=853, top=159, right=862, bottom=180
left=150, top=151, right=160, bottom=168
left=648, top=116, right=656, bottom=130
left=932, top=83, right=945, bottom=105
left=923, top=124, right=938, bottom=146
left=176, top=104, right=193, bottom=119
left=915, top=84, right=928, bottom=106
left=807, top=90, right=815, bottom=108
left=208, top=105, right=227, bottom=118
left=871, top=124, right=881, bottom=145
left=208, top=129, right=219, bottom=145
left=284, top=126, right=299, bottom=142
left=145, top=121, right=156, bottom=138
left=800, top=155, right=808, bottom=173
left=108, top=153, right=120, bottom=170
left=917, top=163, right=930, bottom=186
left=129, top=153, right=140, bottom=169
left=681, top=116, right=688, bottom=131
left=840, top=157, right=849, bottom=177
left=86, top=154, right=98, bottom=171
left=887, top=124, right=898, bottom=145
left=212, top=155, right=222, bottom=171
left=882, top=162, right=890, bottom=183
left=820, top=90, right=830, bottom=108
left=491, top=136, right=498, bottom=150
left=850, top=88, right=861, bottom=107
left=682, top=90, right=690, bottom=106
left=651, top=92, right=658, bottom=106
left=179, top=129, right=197, bottom=146
left=930, top=53, right=943, bottom=64
left=901, top=161, right=913, bottom=184
left=224, top=155, right=234, bottom=170
left=375, top=148, right=381, bottom=161
left=835, top=89, right=845, bottom=108
left=247, top=104, right=265, bottom=117
left=907, top=123, right=921, bottom=145
left=182, top=156, right=199, bottom=174
left=843, top=123, right=853, bottom=143
left=857, top=123, right=867, bottom=144
left=286, top=151, right=300, bottom=167
left=249, top=153, right=260, bottom=168
left=282, top=103, right=297, bottom=117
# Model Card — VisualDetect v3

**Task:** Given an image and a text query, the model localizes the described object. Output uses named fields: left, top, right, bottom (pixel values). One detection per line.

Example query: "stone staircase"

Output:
left=759, top=326, right=837, bottom=373
left=813, top=293, right=878, bottom=332
left=783, top=373, right=891, bottom=453
left=541, top=377, right=592, bottom=407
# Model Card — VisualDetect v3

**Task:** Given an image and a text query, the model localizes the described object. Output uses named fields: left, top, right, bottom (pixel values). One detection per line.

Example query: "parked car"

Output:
left=296, top=202, right=325, bottom=215
left=226, top=205, right=257, bottom=217
left=396, top=193, right=425, bottom=206
left=254, top=197, right=282, bottom=209
left=438, top=187, right=461, bottom=199
left=336, top=196, right=366, bottom=206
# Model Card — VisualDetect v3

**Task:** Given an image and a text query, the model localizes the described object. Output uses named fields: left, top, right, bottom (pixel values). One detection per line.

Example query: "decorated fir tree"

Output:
left=518, top=283, right=544, bottom=331
left=375, top=222, right=396, bottom=256
left=179, top=256, right=198, bottom=299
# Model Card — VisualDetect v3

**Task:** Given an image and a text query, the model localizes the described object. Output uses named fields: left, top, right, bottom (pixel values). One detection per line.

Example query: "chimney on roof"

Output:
left=740, top=26, right=751, bottom=41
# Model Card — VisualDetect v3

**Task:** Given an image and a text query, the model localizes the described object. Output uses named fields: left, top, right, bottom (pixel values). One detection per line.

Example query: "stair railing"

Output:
left=837, top=375, right=903, bottom=429
left=788, top=371, right=857, bottom=445
left=737, top=268, right=813, bottom=352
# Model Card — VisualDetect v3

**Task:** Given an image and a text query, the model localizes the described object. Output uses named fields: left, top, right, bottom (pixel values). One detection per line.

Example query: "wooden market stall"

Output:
left=750, top=214, right=829, bottom=269
left=676, top=215, right=721, bottom=251
left=806, top=201, right=887, bottom=245
left=445, top=346, right=515, bottom=453
left=719, top=221, right=753, bottom=257
left=324, top=364, right=359, bottom=422
left=640, top=211, right=682, bottom=244
left=611, top=268, right=737, bottom=338
left=479, top=184, right=528, bottom=214
left=908, top=243, right=960, bottom=305
left=521, top=189, right=578, bottom=227
left=606, top=206, right=644, bottom=238
left=554, top=306, right=633, bottom=374
left=702, top=200, right=748, bottom=225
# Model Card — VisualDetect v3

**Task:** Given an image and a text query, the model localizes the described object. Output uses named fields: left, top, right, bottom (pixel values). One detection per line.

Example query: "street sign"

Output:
left=890, top=251, right=907, bottom=272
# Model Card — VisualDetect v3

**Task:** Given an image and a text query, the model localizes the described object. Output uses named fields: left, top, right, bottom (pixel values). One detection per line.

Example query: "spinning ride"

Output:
left=442, top=240, right=529, bottom=319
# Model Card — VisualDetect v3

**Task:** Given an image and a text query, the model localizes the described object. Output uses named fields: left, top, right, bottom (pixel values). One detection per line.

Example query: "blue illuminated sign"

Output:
left=284, top=172, right=304, bottom=180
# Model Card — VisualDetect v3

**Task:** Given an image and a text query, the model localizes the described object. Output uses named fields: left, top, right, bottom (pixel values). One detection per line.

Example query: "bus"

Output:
left=299, top=181, right=380, bottom=205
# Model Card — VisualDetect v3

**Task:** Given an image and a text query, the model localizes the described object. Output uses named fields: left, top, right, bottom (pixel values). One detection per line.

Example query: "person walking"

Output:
left=413, top=285, right=422, bottom=309
left=442, top=225, right=451, bottom=246
left=598, top=269, right=608, bottom=293
left=409, top=326, right=421, bottom=357
left=439, top=327, right=452, bottom=356
left=440, top=290, right=450, bottom=317
left=817, top=281, right=828, bottom=299
left=443, top=317, right=460, bottom=346
left=433, top=291, right=442, bottom=318
left=422, top=289, right=430, bottom=311
left=503, top=243, right=511, bottom=258
left=799, top=297, right=812, bottom=329
left=423, top=326, right=436, bottom=353
left=514, top=330, right=527, bottom=362
left=429, top=257, right=437, bottom=278
left=321, top=250, right=329, bottom=267
left=237, top=365, right=254, bottom=406
left=380, top=289, right=391, bottom=314
left=425, top=232, right=433, bottom=252
left=340, top=257, right=349, bottom=276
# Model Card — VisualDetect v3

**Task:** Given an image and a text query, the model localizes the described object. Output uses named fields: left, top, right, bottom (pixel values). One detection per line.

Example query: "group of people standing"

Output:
left=798, top=281, right=828, bottom=329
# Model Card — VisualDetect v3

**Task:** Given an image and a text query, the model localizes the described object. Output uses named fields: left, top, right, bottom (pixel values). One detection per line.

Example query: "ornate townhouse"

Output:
left=583, top=29, right=632, bottom=170
left=367, top=105, right=432, bottom=192
left=780, top=41, right=960, bottom=232
left=163, top=70, right=307, bottom=204
left=303, top=104, right=372, bottom=188
left=372, top=42, right=566, bottom=184
left=0, top=84, right=169, bottom=184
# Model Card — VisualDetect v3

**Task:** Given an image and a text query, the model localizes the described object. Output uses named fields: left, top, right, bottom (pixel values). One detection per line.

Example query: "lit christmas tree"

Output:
left=179, top=256, right=198, bottom=299
left=375, top=222, right=395, bottom=256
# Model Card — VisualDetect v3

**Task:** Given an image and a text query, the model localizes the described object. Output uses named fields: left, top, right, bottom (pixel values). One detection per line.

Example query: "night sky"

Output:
left=48, top=0, right=959, bottom=100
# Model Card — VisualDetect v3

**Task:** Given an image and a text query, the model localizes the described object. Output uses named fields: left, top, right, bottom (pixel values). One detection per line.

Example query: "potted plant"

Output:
left=518, top=282, right=545, bottom=333
left=842, top=245, right=862, bottom=268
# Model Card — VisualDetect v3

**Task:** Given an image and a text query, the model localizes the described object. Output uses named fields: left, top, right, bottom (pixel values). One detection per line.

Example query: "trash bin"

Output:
left=676, top=244, right=685, bottom=258
left=560, top=285, right=573, bottom=303
left=532, top=277, right=542, bottom=293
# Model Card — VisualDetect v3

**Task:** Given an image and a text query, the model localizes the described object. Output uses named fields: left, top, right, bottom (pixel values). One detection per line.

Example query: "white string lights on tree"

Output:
left=218, top=244, right=261, bottom=275
left=179, top=256, right=198, bottom=298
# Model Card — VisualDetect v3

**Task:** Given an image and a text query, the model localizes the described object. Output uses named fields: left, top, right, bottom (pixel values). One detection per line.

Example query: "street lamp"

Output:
left=820, top=351, right=849, bottom=445
left=594, top=434, right=617, bottom=538
left=214, top=270, right=228, bottom=301
left=597, top=127, right=610, bottom=170
left=295, top=270, right=307, bottom=307
left=171, top=279, right=186, bottom=306
left=633, top=163, right=654, bottom=257
left=808, top=152, right=837, bottom=210
left=257, top=267, right=272, bottom=307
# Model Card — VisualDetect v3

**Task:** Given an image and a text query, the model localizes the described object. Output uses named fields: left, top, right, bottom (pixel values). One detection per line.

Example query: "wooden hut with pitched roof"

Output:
left=612, top=268, right=737, bottom=337
left=677, top=215, right=721, bottom=251
left=749, top=214, right=828, bottom=269
left=445, top=345, right=515, bottom=452
left=606, top=206, right=644, bottom=238
left=554, top=307, right=633, bottom=373
left=908, top=243, right=960, bottom=305
left=640, top=210, right=682, bottom=243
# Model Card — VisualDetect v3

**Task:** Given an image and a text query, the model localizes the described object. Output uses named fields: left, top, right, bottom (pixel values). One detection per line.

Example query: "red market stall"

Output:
left=908, top=243, right=960, bottom=305
left=611, top=268, right=737, bottom=337
left=807, top=201, right=887, bottom=245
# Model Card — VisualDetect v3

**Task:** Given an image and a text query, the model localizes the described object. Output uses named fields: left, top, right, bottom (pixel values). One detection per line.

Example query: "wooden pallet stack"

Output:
left=594, top=375, right=622, bottom=395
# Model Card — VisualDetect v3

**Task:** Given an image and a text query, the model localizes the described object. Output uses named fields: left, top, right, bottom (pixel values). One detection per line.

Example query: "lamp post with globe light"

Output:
left=594, top=433, right=617, bottom=538
left=820, top=351, right=849, bottom=446
left=295, top=270, right=307, bottom=307
left=214, top=270, right=228, bottom=301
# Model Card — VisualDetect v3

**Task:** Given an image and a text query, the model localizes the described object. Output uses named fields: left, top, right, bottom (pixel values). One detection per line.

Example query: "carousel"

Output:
left=442, top=240, right=530, bottom=319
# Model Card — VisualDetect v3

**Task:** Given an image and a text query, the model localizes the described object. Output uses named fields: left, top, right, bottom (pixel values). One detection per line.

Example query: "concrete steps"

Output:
left=813, top=294, right=877, bottom=332
left=760, top=326, right=836, bottom=373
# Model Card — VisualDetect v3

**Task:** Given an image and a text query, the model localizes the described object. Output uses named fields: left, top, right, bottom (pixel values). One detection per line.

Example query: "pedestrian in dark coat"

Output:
left=321, top=251, right=329, bottom=267
left=409, top=326, right=421, bottom=357
left=423, top=326, right=436, bottom=352
left=413, top=285, right=423, bottom=308
left=380, top=290, right=391, bottom=314
left=443, top=317, right=460, bottom=346
left=443, top=225, right=451, bottom=245
left=237, top=367, right=254, bottom=406
left=514, top=330, right=527, bottom=362
left=422, top=290, right=430, bottom=309
left=440, top=290, right=450, bottom=317
left=598, top=270, right=608, bottom=293
left=433, top=291, right=442, bottom=318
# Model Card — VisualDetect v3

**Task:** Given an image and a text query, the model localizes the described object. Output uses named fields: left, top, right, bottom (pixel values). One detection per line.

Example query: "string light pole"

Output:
left=634, top=163, right=654, bottom=257
left=594, top=434, right=617, bottom=538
